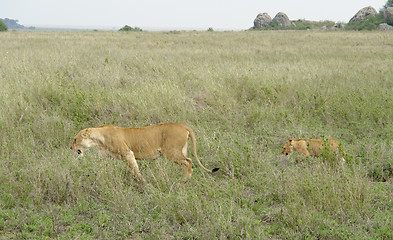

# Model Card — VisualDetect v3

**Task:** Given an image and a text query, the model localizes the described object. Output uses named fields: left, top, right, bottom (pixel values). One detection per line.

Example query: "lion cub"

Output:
left=282, top=138, right=342, bottom=163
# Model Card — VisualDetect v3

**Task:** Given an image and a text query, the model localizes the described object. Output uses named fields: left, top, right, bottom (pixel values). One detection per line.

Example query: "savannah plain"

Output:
left=0, top=30, right=393, bottom=239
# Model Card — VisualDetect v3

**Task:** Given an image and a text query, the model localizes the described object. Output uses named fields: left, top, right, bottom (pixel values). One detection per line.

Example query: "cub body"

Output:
left=282, top=138, right=341, bottom=163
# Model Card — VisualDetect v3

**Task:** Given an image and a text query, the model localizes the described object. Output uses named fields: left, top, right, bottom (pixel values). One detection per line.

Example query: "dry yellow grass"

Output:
left=0, top=30, right=392, bottom=239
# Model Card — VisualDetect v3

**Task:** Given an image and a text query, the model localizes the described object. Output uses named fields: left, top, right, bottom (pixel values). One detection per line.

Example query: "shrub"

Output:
left=0, top=20, right=7, bottom=32
left=345, top=15, right=385, bottom=30
left=384, top=0, right=393, bottom=8
left=118, top=25, right=142, bottom=32
left=257, top=20, right=338, bottom=30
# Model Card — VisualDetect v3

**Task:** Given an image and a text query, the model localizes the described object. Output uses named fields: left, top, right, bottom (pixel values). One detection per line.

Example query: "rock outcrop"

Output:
left=383, top=7, right=393, bottom=23
left=253, top=13, right=272, bottom=29
left=349, top=6, right=377, bottom=22
left=272, top=12, right=291, bottom=27
left=378, top=23, right=393, bottom=30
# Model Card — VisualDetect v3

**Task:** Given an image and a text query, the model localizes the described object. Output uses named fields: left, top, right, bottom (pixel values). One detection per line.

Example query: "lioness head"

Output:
left=281, top=140, right=294, bottom=155
left=70, top=128, right=95, bottom=157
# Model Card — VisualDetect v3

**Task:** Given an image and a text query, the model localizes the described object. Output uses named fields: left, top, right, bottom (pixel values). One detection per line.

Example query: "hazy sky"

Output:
left=1, top=0, right=387, bottom=30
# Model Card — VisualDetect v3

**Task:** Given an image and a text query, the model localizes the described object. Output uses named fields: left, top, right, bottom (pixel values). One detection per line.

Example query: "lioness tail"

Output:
left=186, top=126, right=219, bottom=173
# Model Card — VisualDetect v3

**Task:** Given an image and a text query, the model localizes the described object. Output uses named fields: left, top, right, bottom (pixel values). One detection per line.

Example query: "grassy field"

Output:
left=0, top=30, right=393, bottom=239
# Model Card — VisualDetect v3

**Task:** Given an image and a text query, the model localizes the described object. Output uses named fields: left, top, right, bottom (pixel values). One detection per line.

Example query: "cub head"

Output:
left=282, top=139, right=294, bottom=155
left=70, top=128, right=95, bottom=157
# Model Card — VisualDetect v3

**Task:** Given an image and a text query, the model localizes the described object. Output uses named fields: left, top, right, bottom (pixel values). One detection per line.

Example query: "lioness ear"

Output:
left=81, top=129, right=90, bottom=138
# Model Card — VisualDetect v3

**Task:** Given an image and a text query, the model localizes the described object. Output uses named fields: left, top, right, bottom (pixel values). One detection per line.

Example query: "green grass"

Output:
left=1, top=30, right=393, bottom=239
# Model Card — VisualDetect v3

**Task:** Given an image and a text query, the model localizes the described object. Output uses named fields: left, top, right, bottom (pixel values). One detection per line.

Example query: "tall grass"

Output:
left=1, top=30, right=392, bottom=239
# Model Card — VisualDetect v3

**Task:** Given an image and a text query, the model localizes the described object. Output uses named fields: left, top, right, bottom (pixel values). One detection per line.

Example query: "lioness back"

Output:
left=70, top=123, right=218, bottom=183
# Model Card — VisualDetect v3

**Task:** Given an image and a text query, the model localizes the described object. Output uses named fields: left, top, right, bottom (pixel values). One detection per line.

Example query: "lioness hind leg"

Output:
left=181, top=142, right=193, bottom=179
left=182, top=158, right=193, bottom=180
left=162, top=149, right=193, bottom=180
left=125, top=151, right=145, bottom=183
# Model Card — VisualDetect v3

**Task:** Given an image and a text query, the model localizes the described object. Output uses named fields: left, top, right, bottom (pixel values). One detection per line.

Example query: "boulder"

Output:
left=272, top=12, right=291, bottom=27
left=349, top=6, right=377, bottom=22
left=384, top=7, right=393, bottom=23
left=378, top=23, right=393, bottom=30
left=320, top=24, right=341, bottom=31
left=254, top=13, right=272, bottom=29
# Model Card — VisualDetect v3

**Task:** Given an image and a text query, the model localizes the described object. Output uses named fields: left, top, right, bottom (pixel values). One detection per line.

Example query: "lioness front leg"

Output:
left=125, top=150, right=145, bottom=183
left=296, top=145, right=310, bottom=163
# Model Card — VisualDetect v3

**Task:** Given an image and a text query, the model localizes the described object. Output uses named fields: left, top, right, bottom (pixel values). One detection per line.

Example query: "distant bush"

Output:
left=118, top=25, right=142, bottom=32
left=294, top=20, right=336, bottom=30
left=0, top=20, right=7, bottom=32
left=253, top=20, right=339, bottom=31
left=345, top=15, right=385, bottom=30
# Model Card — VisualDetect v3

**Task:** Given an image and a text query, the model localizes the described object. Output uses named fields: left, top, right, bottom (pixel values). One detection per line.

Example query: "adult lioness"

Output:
left=70, top=123, right=219, bottom=183
left=282, top=138, right=342, bottom=163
